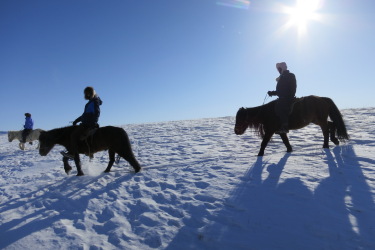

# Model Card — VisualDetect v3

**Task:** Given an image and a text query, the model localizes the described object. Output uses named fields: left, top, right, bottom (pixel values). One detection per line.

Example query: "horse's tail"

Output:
left=325, top=97, right=349, bottom=141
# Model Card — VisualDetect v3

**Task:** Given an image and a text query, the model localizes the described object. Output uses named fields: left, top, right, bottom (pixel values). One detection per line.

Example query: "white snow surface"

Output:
left=1, top=108, right=375, bottom=250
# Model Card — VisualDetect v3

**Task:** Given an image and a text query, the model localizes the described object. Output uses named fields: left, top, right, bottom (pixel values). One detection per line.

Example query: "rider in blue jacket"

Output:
left=61, top=86, right=103, bottom=160
left=22, top=113, right=34, bottom=143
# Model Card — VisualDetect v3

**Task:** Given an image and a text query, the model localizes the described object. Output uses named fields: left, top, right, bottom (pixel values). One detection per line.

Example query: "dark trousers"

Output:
left=69, top=124, right=97, bottom=155
left=275, top=98, right=295, bottom=128
left=22, top=129, right=32, bottom=143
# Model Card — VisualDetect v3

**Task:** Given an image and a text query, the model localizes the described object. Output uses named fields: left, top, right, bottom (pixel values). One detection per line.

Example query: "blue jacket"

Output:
left=74, top=96, right=103, bottom=126
left=24, top=117, right=34, bottom=129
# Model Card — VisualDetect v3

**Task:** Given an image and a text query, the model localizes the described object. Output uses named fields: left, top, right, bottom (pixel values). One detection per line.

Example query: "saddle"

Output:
left=79, top=128, right=98, bottom=141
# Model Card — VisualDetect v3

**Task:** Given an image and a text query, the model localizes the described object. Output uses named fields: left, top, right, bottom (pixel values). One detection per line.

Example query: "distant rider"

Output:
left=61, top=86, right=103, bottom=159
left=22, top=113, right=33, bottom=143
left=268, top=62, right=297, bottom=134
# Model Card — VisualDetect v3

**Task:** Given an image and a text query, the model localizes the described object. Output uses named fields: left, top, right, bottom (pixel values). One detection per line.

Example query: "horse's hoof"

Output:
left=134, top=167, right=141, bottom=173
left=257, top=153, right=264, bottom=157
left=323, top=145, right=329, bottom=149
left=287, top=148, right=293, bottom=153
left=104, top=170, right=110, bottom=173
left=65, top=167, right=72, bottom=175
left=76, top=172, right=84, bottom=176
left=332, top=139, right=339, bottom=145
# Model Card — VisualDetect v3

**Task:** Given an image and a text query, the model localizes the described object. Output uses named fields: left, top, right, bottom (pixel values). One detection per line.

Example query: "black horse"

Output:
left=235, top=95, right=349, bottom=156
left=39, top=126, right=141, bottom=176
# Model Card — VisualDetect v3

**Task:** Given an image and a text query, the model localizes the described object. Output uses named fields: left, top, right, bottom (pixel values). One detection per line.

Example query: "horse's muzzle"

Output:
left=234, top=125, right=246, bottom=135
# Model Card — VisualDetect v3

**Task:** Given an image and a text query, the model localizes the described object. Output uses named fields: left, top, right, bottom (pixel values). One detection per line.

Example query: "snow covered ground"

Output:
left=1, top=108, right=375, bottom=250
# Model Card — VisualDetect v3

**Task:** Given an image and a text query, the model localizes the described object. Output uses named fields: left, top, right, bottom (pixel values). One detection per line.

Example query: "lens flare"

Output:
left=217, top=0, right=251, bottom=10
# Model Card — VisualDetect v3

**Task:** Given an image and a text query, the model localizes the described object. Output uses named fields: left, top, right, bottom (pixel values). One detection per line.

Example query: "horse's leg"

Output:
left=258, top=132, right=274, bottom=156
left=280, top=133, right=293, bottom=153
left=320, top=123, right=330, bottom=148
left=19, top=142, right=25, bottom=150
left=328, top=121, right=339, bottom=145
left=104, top=150, right=116, bottom=173
left=63, top=157, right=73, bottom=175
left=118, top=151, right=141, bottom=173
left=74, top=153, right=84, bottom=176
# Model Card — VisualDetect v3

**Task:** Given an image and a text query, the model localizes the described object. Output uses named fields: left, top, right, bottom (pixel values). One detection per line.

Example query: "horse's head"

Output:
left=8, top=131, right=15, bottom=142
left=234, top=107, right=248, bottom=135
left=39, top=131, right=55, bottom=156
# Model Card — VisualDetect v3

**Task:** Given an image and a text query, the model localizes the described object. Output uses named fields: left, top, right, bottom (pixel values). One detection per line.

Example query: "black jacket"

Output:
left=74, top=96, right=103, bottom=126
left=270, top=70, right=297, bottom=99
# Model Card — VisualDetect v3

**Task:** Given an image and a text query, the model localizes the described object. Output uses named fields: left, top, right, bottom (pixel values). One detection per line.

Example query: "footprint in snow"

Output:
left=194, top=181, right=210, bottom=189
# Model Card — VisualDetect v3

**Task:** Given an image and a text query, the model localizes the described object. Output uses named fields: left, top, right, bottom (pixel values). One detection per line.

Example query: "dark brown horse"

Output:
left=39, top=126, right=141, bottom=176
left=235, top=95, right=349, bottom=156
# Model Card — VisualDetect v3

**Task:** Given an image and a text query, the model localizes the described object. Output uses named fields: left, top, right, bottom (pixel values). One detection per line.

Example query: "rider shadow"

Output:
left=167, top=144, right=375, bottom=249
left=165, top=154, right=299, bottom=250
left=319, top=146, right=375, bottom=248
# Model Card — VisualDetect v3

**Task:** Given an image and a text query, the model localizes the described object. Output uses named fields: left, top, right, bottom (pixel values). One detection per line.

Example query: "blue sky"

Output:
left=1, top=0, right=374, bottom=131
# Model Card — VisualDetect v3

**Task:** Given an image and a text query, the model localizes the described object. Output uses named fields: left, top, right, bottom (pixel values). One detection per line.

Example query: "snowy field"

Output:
left=1, top=108, right=375, bottom=250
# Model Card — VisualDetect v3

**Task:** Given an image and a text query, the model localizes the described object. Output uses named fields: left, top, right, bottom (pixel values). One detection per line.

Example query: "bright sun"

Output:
left=282, top=0, right=323, bottom=36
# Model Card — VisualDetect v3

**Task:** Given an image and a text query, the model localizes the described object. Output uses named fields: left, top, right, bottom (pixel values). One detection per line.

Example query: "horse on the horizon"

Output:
left=234, top=95, right=349, bottom=156
left=38, top=126, right=141, bottom=176
left=8, top=129, right=43, bottom=150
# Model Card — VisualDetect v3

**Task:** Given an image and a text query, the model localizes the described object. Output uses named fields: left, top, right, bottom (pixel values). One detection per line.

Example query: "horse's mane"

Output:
left=246, top=100, right=277, bottom=139
left=43, top=126, right=75, bottom=139
left=47, top=126, right=74, bottom=133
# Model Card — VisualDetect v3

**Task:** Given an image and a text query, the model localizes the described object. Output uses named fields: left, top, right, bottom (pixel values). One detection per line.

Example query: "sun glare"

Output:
left=282, top=0, right=323, bottom=36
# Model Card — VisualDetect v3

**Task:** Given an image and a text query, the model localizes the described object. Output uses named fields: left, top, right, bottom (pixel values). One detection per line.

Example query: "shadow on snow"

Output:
left=167, top=145, right=375, bottom=249
left=0, top=173, right=136, bottom=249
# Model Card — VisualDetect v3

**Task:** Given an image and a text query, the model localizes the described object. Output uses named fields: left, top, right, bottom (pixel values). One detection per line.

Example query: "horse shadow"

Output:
left=166, top=145, right=375, bottom=249
left=324, top=146, right=375, bottom=247
left=0, top=173, right=135, bottom=249
left=165, top=154, right=295, bottom=249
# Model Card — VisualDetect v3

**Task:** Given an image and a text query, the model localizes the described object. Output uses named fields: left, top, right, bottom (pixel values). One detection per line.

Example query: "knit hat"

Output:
left=276, top=62, right=288, bottom=73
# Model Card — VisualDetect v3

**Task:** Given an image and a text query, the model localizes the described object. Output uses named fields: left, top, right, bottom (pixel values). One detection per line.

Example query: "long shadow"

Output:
left=165, top=154, right=297, bottom=249
left=166, top=145, right=375, bottom=249
left=311, top=148, right=361, bottom=249
left=329, top=146, right=375, bottom=248
left=0, top=172, right=136, bottom=249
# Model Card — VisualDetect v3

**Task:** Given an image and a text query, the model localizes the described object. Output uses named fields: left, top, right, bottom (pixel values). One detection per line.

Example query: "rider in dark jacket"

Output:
left=268, top=62, right=297, bottom=133
left=61, top=86, right=103, bottom=160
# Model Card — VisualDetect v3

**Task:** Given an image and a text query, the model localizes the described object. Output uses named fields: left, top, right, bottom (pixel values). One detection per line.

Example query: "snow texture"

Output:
left=1, top=108, right=375, bottom=249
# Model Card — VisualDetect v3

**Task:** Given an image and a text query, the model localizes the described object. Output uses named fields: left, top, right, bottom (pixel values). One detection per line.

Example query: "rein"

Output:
left=262, top=93, right=269, bottom=105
